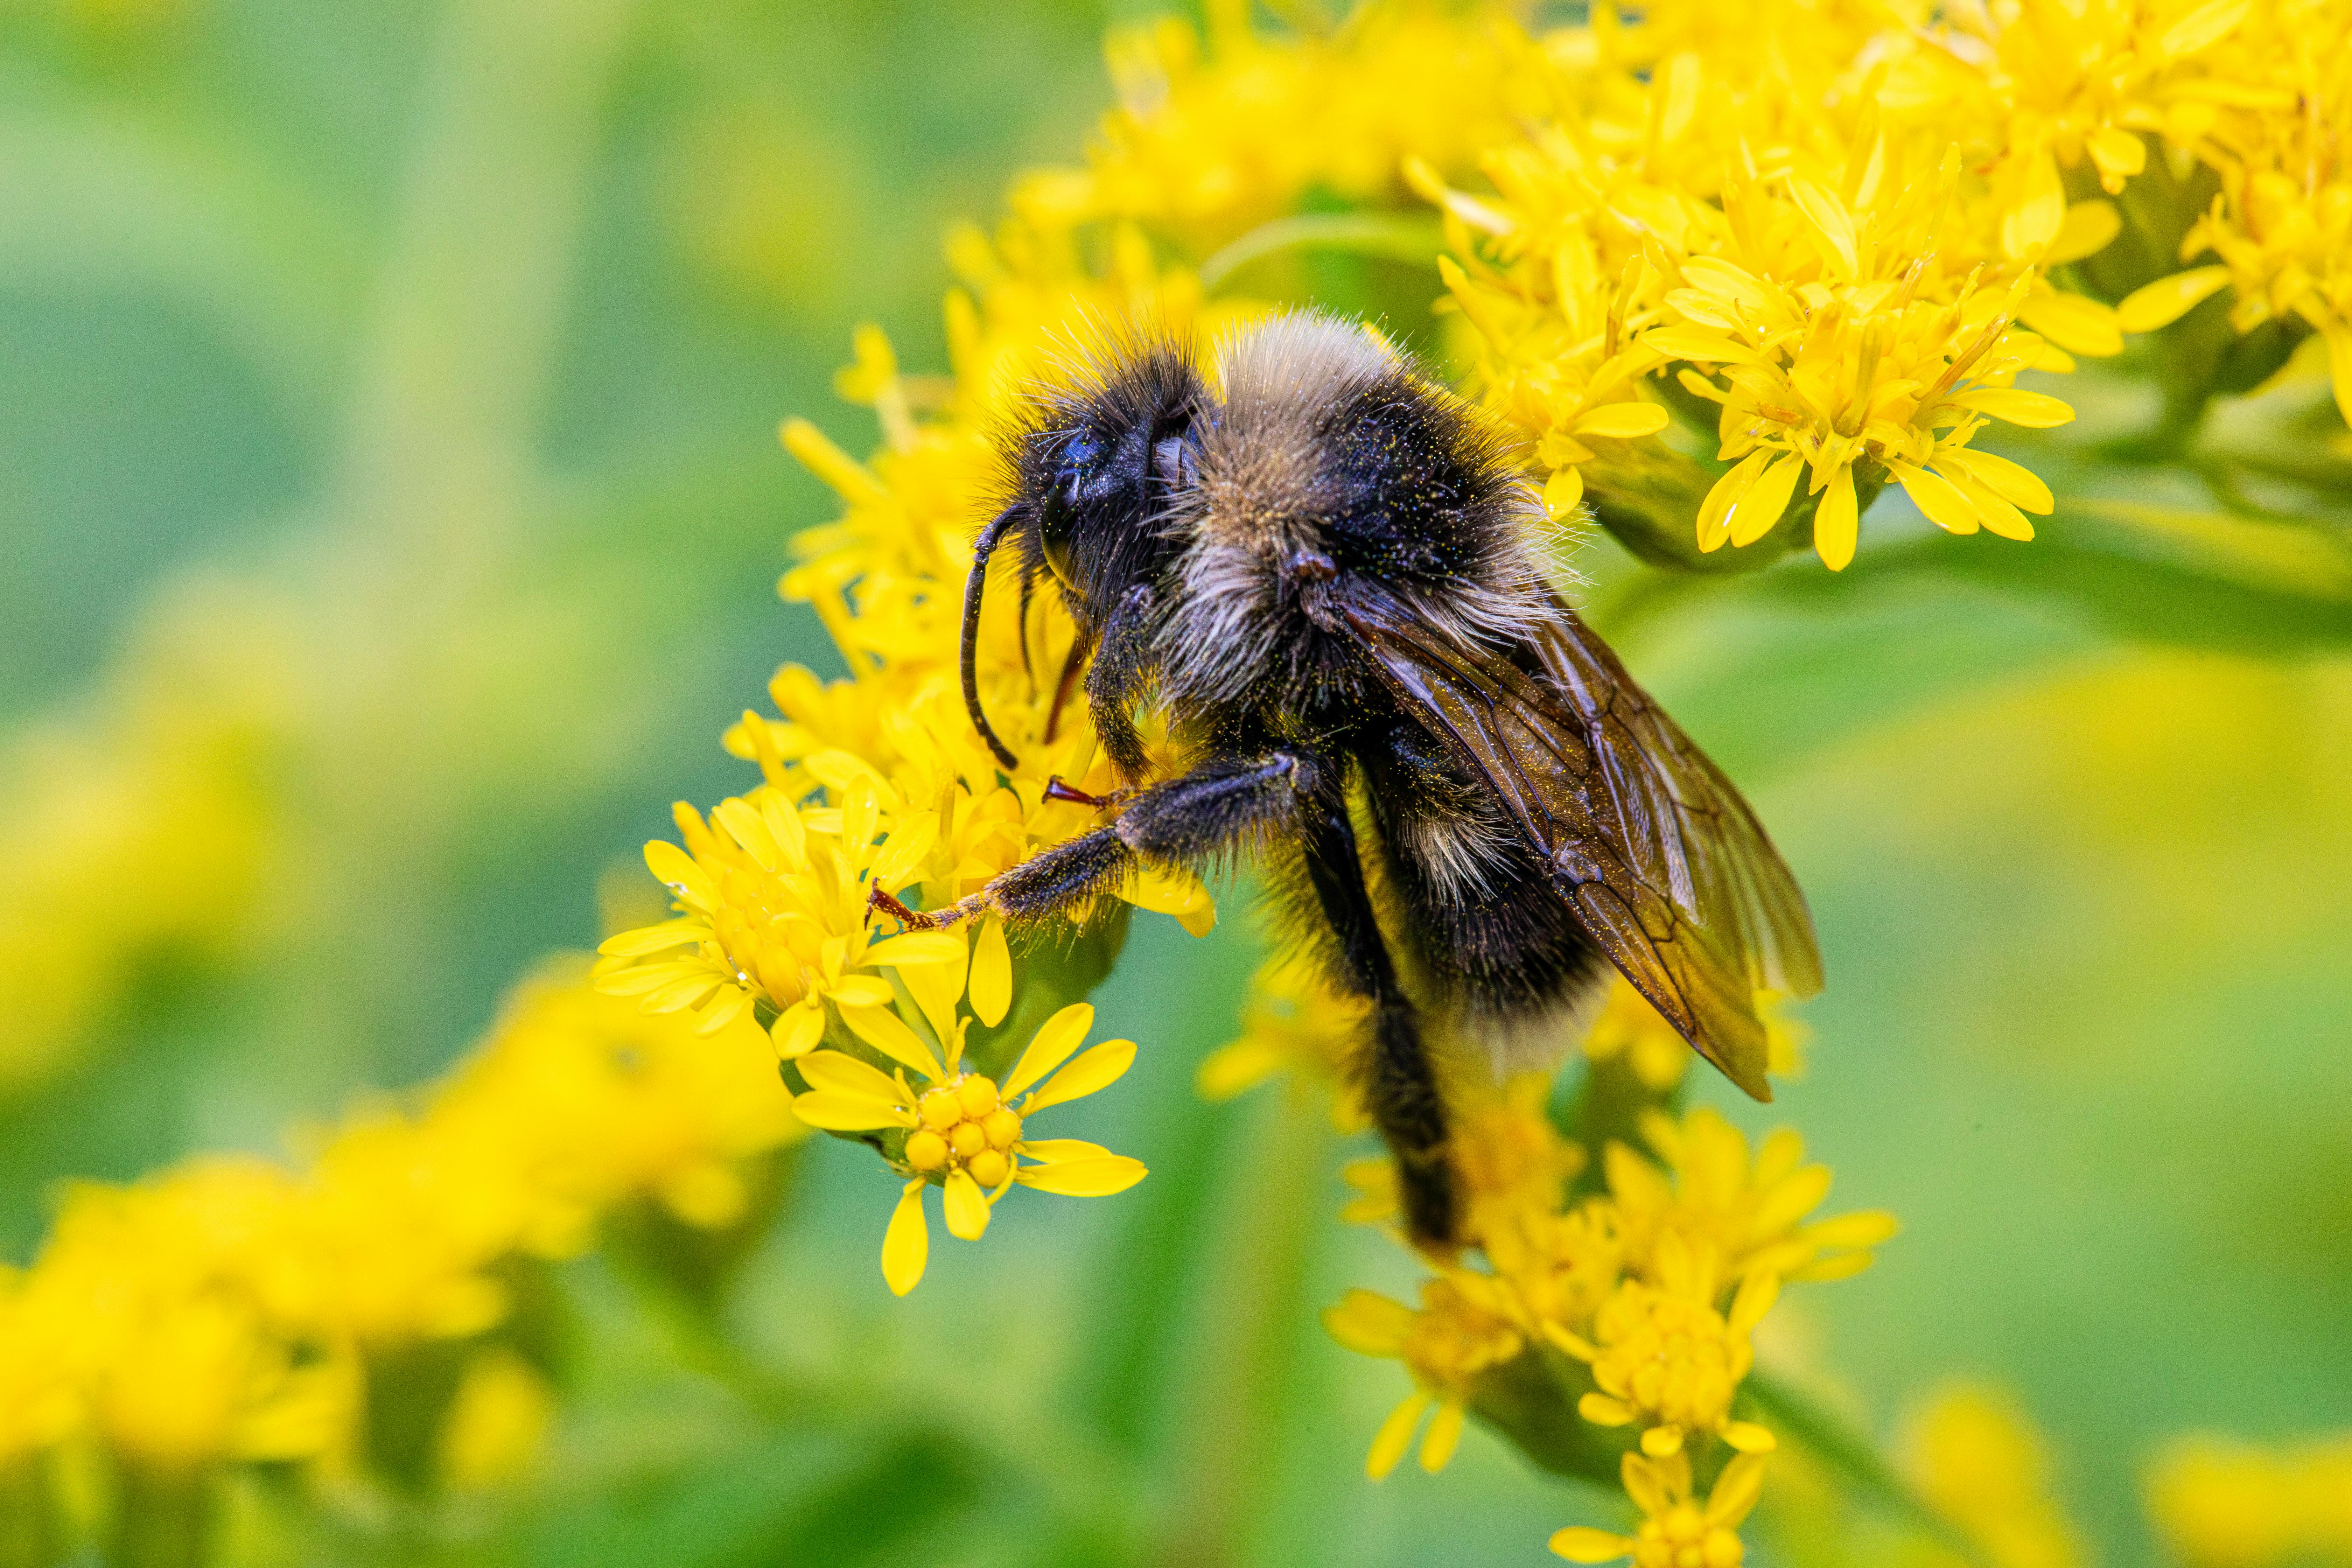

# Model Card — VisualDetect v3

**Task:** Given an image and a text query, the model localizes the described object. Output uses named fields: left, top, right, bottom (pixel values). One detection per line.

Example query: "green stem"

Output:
left=1742, top=1370, right=1988, bottom=1567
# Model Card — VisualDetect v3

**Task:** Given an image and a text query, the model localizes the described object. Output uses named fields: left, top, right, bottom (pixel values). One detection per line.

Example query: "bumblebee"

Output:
left=884, top=311, right=1821, bottom=1243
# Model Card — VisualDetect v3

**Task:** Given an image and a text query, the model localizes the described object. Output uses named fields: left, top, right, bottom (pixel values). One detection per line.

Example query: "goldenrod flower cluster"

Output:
left=0, top=964, right=802, bottom=1500
left=1326, top=1050, right=1895, bottom=1523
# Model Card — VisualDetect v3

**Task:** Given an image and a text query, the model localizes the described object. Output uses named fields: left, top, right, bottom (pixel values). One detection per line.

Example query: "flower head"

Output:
left=1324, top=1267, right=1525, bottom=1479
left=1551, top=1449, right=1766, bottom=1567
left=787, top=1001, right=1146, bottom=1294
left=1606, top=1107, right=1897, bottom=1286
left=1554, top=1233, right=1778, bottom=1460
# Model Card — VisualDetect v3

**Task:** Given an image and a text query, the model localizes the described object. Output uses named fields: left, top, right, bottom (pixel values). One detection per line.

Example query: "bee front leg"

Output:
left=1085, top=584, right=1157, bottom=780
left=869, top=748, right=1316, bottom=932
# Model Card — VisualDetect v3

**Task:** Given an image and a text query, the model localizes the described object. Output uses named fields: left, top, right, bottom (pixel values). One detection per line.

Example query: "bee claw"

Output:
left=867, top=885, right=939, bottom=930
left=1043, top=775, right=1130, bottom=811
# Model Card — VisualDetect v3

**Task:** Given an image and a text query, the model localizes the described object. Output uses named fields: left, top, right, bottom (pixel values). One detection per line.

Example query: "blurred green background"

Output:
left=1, top=0, right=2347, bottom=1563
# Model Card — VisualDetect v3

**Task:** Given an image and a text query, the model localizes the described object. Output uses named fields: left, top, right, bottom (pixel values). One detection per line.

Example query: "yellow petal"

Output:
left=1948, top=387, right=2075, bottom=428
left=1708, top=1453, right=1769, bottom=1527
left=1367, top=1392, right=1430, bottom=1480
left=2018, top=289, right=2122, bottom=357
left=713, top=797, right=779, bottom=870
left=781, top=417, right=887, bottom=506
left=1570, top=402, right=1669, bottom=440
left=1721, top=1421, right=1778, bottom=1455
left=2116, top=265, right=2233, bottom=333
left=1579, top=1393, right=1632, bottom=1427
left=1004, top=1002, right=1095, bottom=1099
left=2086, top=127, right=2147, bottom=188
left=1550, top=1527, right=1632, bottom=1563
left=896, top=929, right=969, bottom=1048
left=1015, top=1155, right=1147, bottom=1196
left=1419, top=1400, right=1465, bottom=1472
left=869, top=813, right=939, bottom=889
left=1787, top=177, right=1860, bottom=278
left=1695, top=451, right=1771, bottom=552
left=1812, top=463, right=1859, bottom=571
left=1933, top=448, right=2053, bottom=513
left=1940, top=466, right=2036, bottom=540
left=1124, top=866, right=1217, bottom=936
left=943, top=1169, right=991, bottom=1240
left=1896, top=464, right=1983, bottom=536
left=2158, top=0, right=2249, bottom=56
left=969, top=916, right=1012, bottom=1027
left=1726, top=452, right=1804, bottom=548
left=792, top=1091, right=906, bottom=1132
left=796, top=1048, right=902, bottom=1101
left=1543, top=465, right=1584, bottom=522
left=866, top=931, right=966, bottom=968
left=754, top=792, right=804, bottom=863
left=642, top=840, right=715, bottom=912
left=1010, top=1138, right=1112, bottom=1163
left=2322, top=320, right=2352, bottom=431
left=596, top=919, right=708, bottom=957
left=772, top=1001, right=828, bottom=1060
left=1323, top=1289, right=1418, bottom=1356
left=1644, top=326, right=1761, bottom=364
left=2046, top=198, right=2121, bottom=264
left=829, top=975, right=897, bottom=1008
left=1641, top=1425, right=1686, bottom=1458
left=839, top=1003, right=946, bottom=1083
left=881, top=1182, right=928, bottom=1295
left=2002, top=150, right=2065, bottom=260
left=1021, top=1040, right=1136, bottom=1112
left=1623, top=1451, right=1685, bottom=1517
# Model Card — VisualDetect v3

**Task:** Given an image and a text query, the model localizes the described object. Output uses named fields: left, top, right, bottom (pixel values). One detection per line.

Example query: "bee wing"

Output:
left=1340, top=594, right=1821, bottom=1100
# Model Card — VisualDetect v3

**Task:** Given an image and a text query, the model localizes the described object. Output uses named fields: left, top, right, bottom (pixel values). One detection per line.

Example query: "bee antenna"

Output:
left=961, top=503, right=1025, bottom=771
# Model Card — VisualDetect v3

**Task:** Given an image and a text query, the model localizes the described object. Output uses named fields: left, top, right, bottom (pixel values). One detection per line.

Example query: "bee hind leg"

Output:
left=1300, top=797, right=1456, bottom=1245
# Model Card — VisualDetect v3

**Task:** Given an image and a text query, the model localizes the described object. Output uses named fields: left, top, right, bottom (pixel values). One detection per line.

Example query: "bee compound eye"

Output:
left=1038, top=480, right=1078, bottom=587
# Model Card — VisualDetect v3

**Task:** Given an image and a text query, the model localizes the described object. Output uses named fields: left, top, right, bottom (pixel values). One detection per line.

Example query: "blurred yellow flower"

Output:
left=1194, top=952, right=1369, bottom=1127
left=1900, top=1383, right=2087, bottom=1568
left=789, top=1001, right=1146, bottom=1295
left=1324, top=1269, right=1525, bottom=1479
left=1606, top=1108, right=1897, bottom=1286
left=2146, top=1433, right=2352, bottom=1568
left=1552, top=1449, right=1765, bottom=1567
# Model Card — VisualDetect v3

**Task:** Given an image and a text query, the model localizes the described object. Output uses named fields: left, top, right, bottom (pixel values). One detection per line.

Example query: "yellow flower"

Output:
left=1554, top=1234, right=1778, bottom=1459
left=1489, top=1198, right=1625, bottom=1349
left=2144, top=1432, right=2352, bottom=1568
left=1194, top=952, right=1370, bottom=1127
left=787, top=1001, right=1146, bottom=1295
left=34, top=1160, right=352, bottom=1472
left=1605, top=1108, right=1897, bottom=1286
left=1014, top=1, right=1544, bottom=254
left=432, top=960, right=807, bottom=1229
left=1580, top=980, right=1693, bottom=1092
left=1900, top=1383, right=2087, bottom=1568
left=593, top=785, right=964, bottom=1059
left=1551, top=1449, right=1766, bottom=1567
left=1324, top=1268, right=1525, bottom=1479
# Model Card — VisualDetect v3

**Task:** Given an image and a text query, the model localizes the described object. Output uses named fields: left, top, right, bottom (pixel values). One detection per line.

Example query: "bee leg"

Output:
left=1301, top=798, right=1456, bottom=1245
left=879, top=749, right=1312, bottom=931
left=1084, top=584, right=1157, bottom=780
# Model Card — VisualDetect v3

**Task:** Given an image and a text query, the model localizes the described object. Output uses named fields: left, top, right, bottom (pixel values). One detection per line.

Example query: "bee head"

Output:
left=960, top=343, right=1205, bottom=769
